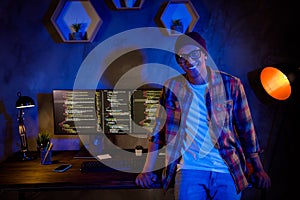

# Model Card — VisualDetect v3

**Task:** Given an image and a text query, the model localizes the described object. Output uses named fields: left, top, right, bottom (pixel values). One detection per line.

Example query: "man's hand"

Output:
left=252, top=170, right=271, bottom=189
left=135, top=172, right=158, bottom=188
left=248, top=155, right=271, bottom=189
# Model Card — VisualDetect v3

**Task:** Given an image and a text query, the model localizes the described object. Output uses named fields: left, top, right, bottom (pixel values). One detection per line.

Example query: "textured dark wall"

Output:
left=0, top=0, right=298, bottom=199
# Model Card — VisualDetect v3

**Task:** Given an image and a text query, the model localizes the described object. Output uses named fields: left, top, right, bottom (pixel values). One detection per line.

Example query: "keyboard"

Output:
left=80, top=159, right=144, bottom=172
left=80, top=160, right=163, bottom=188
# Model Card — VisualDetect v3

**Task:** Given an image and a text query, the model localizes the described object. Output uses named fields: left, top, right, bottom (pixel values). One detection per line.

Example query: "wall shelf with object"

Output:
left=51, top=0, right=103, bottom=43
left=112, top=0, right=145, bottom=10
left=159, top=0, right=199, bottom=36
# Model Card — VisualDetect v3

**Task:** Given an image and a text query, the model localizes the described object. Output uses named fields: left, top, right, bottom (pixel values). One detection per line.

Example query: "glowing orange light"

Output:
left=260, top=67, right=291, bottom=100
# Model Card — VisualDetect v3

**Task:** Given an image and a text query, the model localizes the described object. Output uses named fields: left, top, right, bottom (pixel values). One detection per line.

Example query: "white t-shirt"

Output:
left=177, top=83, right=229, bottom=173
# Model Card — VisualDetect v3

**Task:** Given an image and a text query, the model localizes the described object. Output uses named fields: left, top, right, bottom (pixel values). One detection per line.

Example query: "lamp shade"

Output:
left=260, top=66, right=292, bottom=101
left=16, top=92, right=35, bottom=109
left=248, top=65, right=299, bottom=104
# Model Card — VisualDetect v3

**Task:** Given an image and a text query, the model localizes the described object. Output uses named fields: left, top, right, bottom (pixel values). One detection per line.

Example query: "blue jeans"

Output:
left=175, top=169, right=241, bottom=200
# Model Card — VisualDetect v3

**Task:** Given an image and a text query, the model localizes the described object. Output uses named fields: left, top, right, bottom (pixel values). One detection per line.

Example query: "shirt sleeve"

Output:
left=148, top=87, right=166, bottom=146
left=233, top=78, right=261, bottom=157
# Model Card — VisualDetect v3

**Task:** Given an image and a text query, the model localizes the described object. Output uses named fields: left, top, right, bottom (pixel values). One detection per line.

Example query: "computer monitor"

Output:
left=52, top=88, right=161, bottom=155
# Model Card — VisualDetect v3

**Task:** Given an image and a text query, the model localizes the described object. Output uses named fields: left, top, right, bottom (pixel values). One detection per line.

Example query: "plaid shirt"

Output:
left=149, top=68, right=261, bottom=193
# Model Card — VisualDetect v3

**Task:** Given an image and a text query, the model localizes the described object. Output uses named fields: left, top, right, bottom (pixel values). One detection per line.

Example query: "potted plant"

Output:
left=36, top=131, right=51, bottom=156
left=170, top=19, right=184, bottom=34
left=70, top=23, right=84, bottom=40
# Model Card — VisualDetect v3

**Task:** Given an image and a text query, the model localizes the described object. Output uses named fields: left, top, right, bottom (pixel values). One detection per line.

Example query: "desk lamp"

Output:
left=16, top=92, right=35, bottom=161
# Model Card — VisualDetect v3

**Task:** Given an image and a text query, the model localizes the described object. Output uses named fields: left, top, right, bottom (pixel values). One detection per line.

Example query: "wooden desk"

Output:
left=0, top=151, right=173, bottom=200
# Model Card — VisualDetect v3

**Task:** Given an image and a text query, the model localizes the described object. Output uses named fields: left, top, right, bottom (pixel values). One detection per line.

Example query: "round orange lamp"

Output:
left=260, top=66, right=292, bottom=101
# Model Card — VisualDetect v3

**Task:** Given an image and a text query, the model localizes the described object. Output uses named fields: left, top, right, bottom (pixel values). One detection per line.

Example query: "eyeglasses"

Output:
left=175, top=49, right=202, bottom=63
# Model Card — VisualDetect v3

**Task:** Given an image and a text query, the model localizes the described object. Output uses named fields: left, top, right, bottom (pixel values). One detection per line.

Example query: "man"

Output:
left=135, top=32, right=271, bottom=199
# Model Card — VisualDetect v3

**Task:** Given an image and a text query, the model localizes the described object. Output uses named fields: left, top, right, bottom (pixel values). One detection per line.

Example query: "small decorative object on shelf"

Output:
left=159, top=0, right=199, bottom=36
left=70, top=23, right=85, bottom=40
left=50, top=0, right=102, bottom=43
left=171, top=19, right=183, bottom=34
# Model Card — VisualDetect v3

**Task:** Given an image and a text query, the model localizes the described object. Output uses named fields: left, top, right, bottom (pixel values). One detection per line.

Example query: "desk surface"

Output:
left=0, top=151, right=162, bottom=191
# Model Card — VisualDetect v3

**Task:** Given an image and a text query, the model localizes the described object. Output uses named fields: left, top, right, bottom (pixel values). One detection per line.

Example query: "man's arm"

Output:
left=135, top=141, right=160, bottom=188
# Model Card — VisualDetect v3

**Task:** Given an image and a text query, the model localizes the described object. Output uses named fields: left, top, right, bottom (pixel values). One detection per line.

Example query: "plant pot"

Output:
left=70, top=32, right=83, bottom=40
left=171, top=24, right=184, bottom=34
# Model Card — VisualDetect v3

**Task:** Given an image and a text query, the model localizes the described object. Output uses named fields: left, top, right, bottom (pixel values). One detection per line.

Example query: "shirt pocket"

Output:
left=213, top=100, right=233, bottom=127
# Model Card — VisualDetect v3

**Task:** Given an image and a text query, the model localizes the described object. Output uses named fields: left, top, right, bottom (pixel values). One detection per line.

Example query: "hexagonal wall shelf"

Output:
left=112, top=0, right=145, bottom=10
left=159, top=0, right=199, bottom=36
left=51, top=0, right=102, bottom=43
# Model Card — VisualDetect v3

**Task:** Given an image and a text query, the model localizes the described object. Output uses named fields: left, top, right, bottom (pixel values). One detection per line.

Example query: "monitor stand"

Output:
left=73, top=134, right=103, bottom=159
